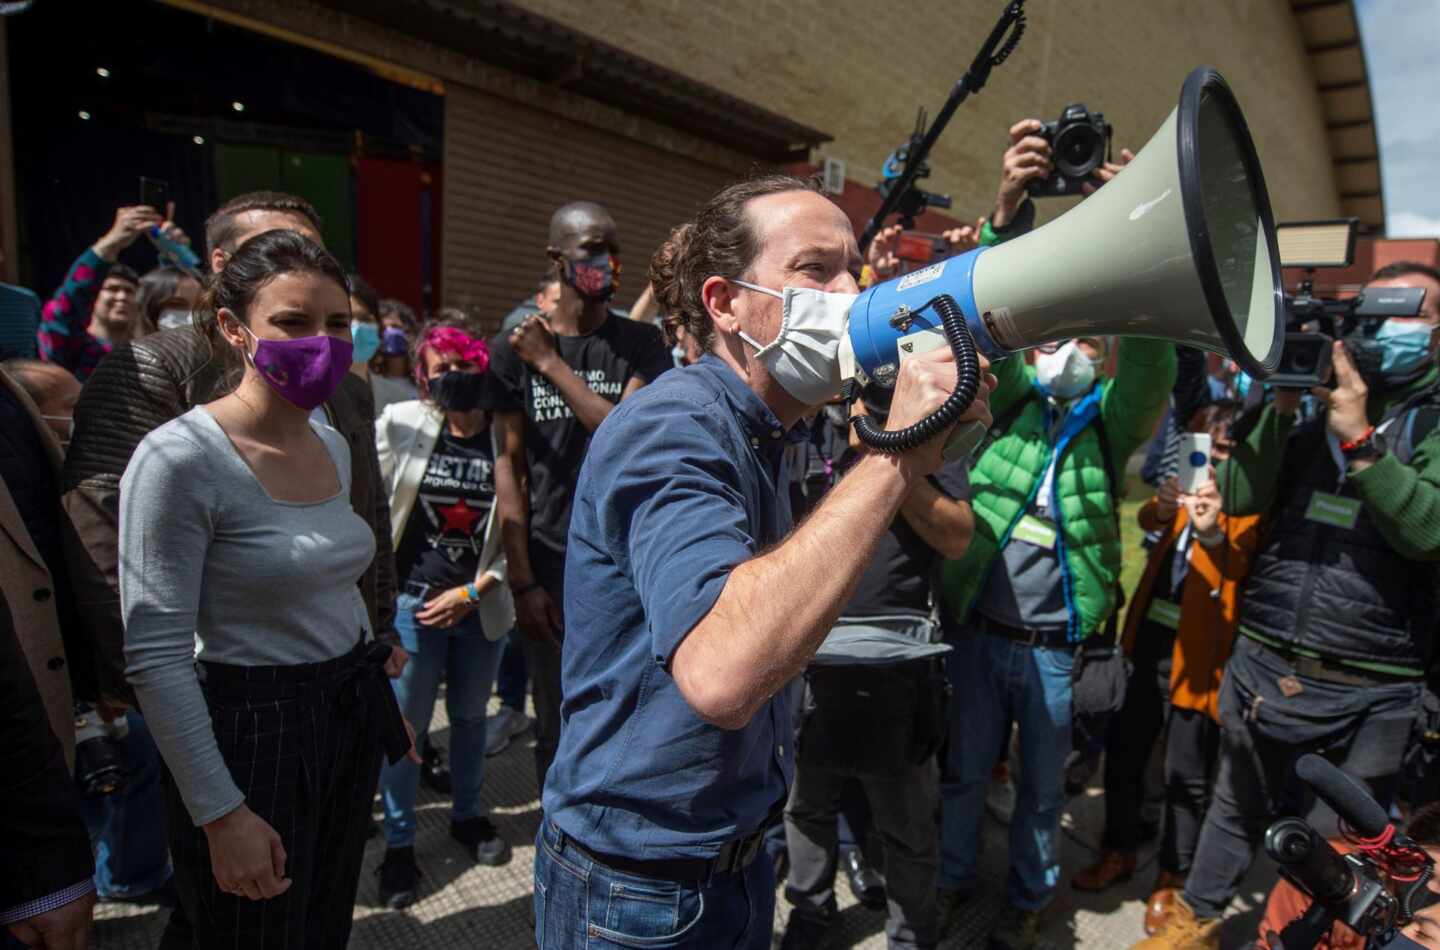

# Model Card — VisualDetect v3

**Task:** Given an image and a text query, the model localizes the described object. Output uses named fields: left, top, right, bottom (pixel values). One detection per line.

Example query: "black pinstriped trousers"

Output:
left=158, top=642, right=386, bottom=949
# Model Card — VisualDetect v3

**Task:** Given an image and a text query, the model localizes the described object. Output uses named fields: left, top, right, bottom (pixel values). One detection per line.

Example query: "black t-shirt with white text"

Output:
left=480, top=312, right=671, bottom=589
left=396, top=427, right=495, bottom=591
left=845, top=455, right=970, bottom=617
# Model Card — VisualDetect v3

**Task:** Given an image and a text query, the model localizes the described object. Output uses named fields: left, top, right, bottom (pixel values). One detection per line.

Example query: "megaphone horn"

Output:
left=843, top=66, right=1284, bottom=454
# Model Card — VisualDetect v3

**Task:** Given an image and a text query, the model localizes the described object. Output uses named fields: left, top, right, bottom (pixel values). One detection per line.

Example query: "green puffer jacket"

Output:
left=940, top=339, right=1176, bottom=639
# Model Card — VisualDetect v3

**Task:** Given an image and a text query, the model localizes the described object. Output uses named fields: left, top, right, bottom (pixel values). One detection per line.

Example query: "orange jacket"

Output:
left=1120, top=498, right=1264, bottom=720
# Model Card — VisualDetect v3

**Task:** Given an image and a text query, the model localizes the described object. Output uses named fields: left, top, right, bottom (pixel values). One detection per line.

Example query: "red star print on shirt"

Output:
left=436, top=497, right=484, bottom=536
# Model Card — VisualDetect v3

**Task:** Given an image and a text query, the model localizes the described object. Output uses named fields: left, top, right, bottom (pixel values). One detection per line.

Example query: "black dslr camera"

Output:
left=1027, top=103, right=1112, bottom=198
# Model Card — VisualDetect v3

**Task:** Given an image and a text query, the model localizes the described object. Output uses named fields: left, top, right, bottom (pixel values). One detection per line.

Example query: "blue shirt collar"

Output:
left=693, top=354, right=809, bottom=447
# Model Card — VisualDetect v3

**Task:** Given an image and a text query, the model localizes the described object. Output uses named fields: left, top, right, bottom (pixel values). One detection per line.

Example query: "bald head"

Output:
left=549, top=201, right=616, bottom=246
left=3, top=359, right=81, bottom=444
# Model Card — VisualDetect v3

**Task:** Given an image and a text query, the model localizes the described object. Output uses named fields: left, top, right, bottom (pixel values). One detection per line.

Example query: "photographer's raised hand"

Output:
left=92, top=205, right=163, bottom=262
left=1313, top=340, right=1372, bottom=449
left=865, top=224, right=902, bottom=281
left=995, top=119, right=1051, bottom=227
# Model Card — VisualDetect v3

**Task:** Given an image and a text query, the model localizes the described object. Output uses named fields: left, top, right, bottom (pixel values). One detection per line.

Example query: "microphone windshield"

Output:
left=1294, top=754, right=1390, bottom=838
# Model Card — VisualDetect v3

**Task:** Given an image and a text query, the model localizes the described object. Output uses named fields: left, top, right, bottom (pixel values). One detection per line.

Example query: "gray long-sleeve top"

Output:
left=119, top=407, right=377, bottom=825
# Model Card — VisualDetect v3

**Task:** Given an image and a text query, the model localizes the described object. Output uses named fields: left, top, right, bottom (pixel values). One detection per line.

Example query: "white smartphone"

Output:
left=1177, top=433, right=1212, bottom=493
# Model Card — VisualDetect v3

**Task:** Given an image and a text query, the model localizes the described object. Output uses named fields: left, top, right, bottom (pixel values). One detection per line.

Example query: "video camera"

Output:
left=1027, top=102, right=1113, bottom=198
left=1271, top=219, right=1428, bottom=390
left=1263, top=754, right=1434, bottom=949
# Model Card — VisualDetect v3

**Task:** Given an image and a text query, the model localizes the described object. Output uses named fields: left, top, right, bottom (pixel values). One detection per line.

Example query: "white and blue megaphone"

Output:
left=840, top=66, right=1284, bottom=457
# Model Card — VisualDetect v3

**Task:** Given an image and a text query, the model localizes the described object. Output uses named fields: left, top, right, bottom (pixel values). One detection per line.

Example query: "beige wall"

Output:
left=511, top=0, right=1341, bottom=228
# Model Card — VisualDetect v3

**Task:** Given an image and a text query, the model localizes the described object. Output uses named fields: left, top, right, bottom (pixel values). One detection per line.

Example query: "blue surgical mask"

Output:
left=350, top=321, right=382, bottom=363
left=1374, top=320, right=1434, bottom=376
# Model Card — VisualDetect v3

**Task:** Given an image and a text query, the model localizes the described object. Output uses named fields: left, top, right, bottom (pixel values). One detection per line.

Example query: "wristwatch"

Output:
left=1340, top=426, right=1385, bottom=464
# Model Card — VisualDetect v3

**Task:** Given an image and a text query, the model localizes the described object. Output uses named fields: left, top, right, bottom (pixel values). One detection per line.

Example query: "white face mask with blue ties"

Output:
left=730, top=279, right=856, bottom=407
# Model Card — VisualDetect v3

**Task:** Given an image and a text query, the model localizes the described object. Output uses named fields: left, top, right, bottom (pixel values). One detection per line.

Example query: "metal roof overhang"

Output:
left=1290, top=0, right=1385, bottom=233
left=312, top=0, right=831, bottom=164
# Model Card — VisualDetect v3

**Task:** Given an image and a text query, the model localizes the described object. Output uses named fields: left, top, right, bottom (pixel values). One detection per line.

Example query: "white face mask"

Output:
left=157, top=308, right=194, bottom=331
left=730, top=279, right=856, bottom=406
left=1034, top=340, right=1097, bottom=400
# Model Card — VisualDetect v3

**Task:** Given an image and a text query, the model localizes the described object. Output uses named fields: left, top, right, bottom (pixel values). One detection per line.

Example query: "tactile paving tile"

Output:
left=91, top=692, right=1277, bottom=949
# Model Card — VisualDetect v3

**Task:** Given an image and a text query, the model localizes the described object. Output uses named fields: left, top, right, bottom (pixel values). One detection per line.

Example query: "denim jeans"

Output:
left=534, top=820, right=775, bottom=949
left=78, top=711, right=173, bottom=898
left=378, top=592, right=504, bottom=847
left=939, top=630, right=1075, bottom=910
left=494, top=628, right=529, bottom=712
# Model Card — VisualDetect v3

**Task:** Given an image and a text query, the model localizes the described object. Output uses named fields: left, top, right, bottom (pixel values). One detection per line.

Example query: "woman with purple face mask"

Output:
left=118, top=230, right=420, bottom=948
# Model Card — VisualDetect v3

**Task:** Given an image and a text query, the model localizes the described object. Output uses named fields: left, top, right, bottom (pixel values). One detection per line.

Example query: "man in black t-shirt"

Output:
left=482, top=201, right=671, bottom=792
left=780, top=385, right=973, bottom=950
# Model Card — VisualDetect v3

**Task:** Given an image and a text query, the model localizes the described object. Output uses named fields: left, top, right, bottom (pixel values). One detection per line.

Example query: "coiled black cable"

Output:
left=851, top=294, right=982, bottom=454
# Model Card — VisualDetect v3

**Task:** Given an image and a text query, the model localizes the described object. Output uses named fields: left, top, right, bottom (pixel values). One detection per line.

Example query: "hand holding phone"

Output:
left=1177, top=433, right=1212, bottom=494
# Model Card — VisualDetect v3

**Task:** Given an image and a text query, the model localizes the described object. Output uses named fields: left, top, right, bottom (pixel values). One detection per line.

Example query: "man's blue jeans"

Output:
left=939, top=630, right=1075, bottom=911
left=78, top=711, right=172, bottom=899
left=378, top=592, right=504, bottom=847
left=534, top=820, right=775, bottom=949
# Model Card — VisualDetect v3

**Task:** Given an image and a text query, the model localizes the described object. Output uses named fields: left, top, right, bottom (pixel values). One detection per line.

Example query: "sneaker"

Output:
left=421, top=741, right=452, bottom=794
left=1131, top=894, right=1221, bottom=950
left=377, top=846, right=421, bottom=909
left=987, top=763, right=1017, bottom=825
left=778, top=911, right=836, bottom=950
left=989, top=904, right=1042, bottom=950
left=451, top=816, right=512, bottom=866
left=486, top=706, right=530, bottom=757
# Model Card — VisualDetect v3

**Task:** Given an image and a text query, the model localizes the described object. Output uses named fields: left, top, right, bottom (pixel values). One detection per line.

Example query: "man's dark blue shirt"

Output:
left=544, top=354, right=803, bottom=860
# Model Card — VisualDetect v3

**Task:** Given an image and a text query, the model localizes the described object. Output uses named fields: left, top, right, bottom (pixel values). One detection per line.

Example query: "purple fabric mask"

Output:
left=238, top=325, right=354, bottom=410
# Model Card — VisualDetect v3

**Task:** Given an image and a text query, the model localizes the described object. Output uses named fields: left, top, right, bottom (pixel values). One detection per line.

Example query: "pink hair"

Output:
left=415, top=325, right=490, bottom=385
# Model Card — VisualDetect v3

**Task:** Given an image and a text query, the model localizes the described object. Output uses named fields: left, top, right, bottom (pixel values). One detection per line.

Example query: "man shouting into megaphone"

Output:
left=529, top=174, right=995, bottom=949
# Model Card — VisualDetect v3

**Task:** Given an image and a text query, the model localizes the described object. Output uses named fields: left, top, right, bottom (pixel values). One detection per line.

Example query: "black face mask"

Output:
left=427, top=371, right=485, bottom=411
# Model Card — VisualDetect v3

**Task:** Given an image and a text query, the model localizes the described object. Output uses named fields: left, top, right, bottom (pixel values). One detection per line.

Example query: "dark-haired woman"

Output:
left=119, top=229, right=418, bottom=947
left=137, top=265, right=202, bottom=334
left=372, top=319, right=515, bottom=907
left=346, top=272, right=416, bottom=415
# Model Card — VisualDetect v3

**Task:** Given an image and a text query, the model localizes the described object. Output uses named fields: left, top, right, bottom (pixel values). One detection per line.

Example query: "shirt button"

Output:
left=33, top=587, right=51, bottom=602
left=778, top=744, right=785, bottom=758
left=750, top=437, right=760, bottom=450
left=47, top=656, right=65, bottom=671
left=771, top=429, right=783, bottom=439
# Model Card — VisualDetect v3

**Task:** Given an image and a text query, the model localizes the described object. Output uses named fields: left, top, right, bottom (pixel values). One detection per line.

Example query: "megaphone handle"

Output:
left=943, top=420, right=988, bottom=461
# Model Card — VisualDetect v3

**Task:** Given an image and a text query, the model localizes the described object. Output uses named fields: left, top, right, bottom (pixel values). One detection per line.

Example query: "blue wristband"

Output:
left=464, top=583, right=480, bottom=604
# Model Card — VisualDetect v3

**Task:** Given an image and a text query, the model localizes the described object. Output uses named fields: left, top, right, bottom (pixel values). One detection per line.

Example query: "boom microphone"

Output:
left=1294, top=754, right=1392, bottom=839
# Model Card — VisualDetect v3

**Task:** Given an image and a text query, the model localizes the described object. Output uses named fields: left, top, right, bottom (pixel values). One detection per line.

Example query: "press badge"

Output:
left=1304, top=491, right=1361, bottom=531
left=1012, top=513, right=1057, bottom=550
left=1146, top=600, right=1182, bottom=630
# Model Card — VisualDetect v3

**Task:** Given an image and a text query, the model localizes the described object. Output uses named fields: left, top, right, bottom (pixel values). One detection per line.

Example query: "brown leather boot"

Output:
left=1071, top=849, right=1136, bottom=892
left=1131, top=894, right=1221, bottom=950
left=1143, top=870, right=1187, bottom=935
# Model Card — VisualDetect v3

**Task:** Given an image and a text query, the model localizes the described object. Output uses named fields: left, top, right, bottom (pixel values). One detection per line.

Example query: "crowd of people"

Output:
left=1, top=112, right=1438, bottom=950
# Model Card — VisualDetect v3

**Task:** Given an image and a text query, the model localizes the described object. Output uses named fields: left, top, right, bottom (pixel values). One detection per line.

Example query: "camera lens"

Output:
left=1053, top=123, right=1102, bottom=178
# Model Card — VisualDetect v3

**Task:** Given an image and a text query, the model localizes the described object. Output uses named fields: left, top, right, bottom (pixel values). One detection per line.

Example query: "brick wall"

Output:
left=509, top=0, right=1341, bottom=228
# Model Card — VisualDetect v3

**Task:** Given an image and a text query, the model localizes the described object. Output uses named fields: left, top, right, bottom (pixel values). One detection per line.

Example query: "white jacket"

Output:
left=375, top=399, right=514, bottom=639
